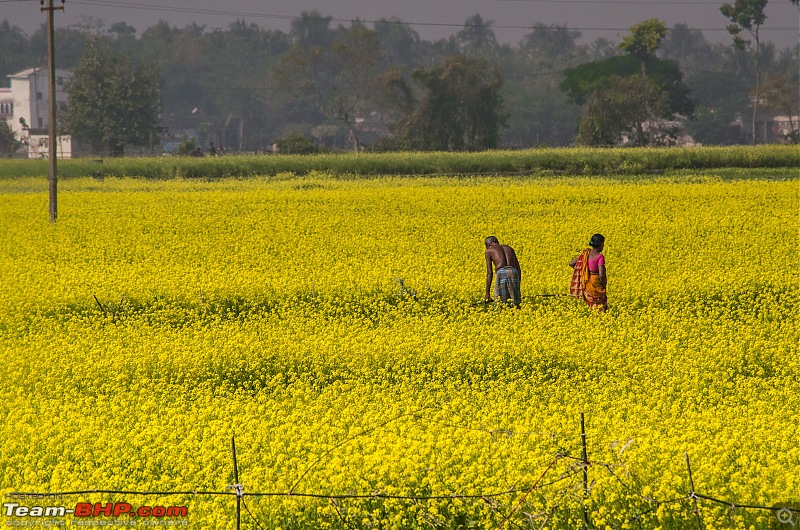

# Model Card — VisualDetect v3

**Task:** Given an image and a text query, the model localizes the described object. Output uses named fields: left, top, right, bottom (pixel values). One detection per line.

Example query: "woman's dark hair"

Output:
left=589, top=233, right=605, bottom=248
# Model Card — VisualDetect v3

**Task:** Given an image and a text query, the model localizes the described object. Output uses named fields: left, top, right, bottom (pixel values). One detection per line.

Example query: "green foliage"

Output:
left=62, top=37, right=162, bottom=156
left=562, top=20, right=694, bottom=147
left=0, top=117, right=20, bottom=155
left=204, top=20, right=289, bottom=152
left=275, top=135, right=318, bottom=154
left=502, top=24, right=585, bottom=148
left=276, top=17, right=384, bottom=151
left=0, top=20, right=35, bottom=79
left=684, top=105, right=744, bottom=146
left=456, top=14, right=498, bottom=56
left=396, top=55, right=508, bottom=151
left=520, top=24, right=580, bottom=63
left=0, top=146, right=796, bottom=180
left=373, top=18, right=422, bottom=70
left=0, top=12, right=795, bottom=151
left=290, top=11, right=334, bottom=51
left=759, top=74, right=800, bottom=142
left=175, top=137, right=198, bottom=156
left=561, top=56, right=693, bottom=117
left=617, top=18, right=668, bottom=60
left=720, top=0, right=768, bottom=50
left=719, top=0, right=769, bottom=146
left=576, top=75, right=670, bottom=146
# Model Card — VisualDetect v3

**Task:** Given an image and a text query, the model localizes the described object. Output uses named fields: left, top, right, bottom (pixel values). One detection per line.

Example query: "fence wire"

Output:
left=6, top=415, right=799, bottom=529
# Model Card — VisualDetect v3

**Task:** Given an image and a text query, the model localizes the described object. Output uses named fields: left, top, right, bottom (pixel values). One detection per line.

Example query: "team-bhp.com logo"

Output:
left=3, top=502, right=189, bottom=526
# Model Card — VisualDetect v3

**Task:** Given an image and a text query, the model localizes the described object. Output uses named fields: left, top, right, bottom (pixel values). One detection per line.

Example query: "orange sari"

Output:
left=570, top=249, right=607, bottom=311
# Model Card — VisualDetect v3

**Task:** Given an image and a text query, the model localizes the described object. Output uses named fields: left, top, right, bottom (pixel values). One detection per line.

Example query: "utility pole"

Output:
left=41, top=0, right=64, bottom=222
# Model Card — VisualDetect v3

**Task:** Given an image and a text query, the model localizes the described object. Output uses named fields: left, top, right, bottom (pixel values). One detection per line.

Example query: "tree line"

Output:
left=0, top=4, right=798, bottom=156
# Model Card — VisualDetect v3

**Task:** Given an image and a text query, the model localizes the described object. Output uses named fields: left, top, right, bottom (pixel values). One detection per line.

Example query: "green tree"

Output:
left=30, top=24, right=89, bottom=71
left=503, top=23, right=585, bottom=147
left=561, top=56, right=693, bottom=117
left=137, top=22, right=220, bottom=147
left=62, top=38, right=161, bottom=156
left=618, top=18, right=668, bottom=66
left=584, top=37, right=620, bottom=61
left=760, top=74, right=800, bottom=141
left=576, top=75, right=669, bottom=146
left=0, top=117, right=21, bottom=155
left=773, top=44, right=799, bottom=89
left=203, top=21, right=288, bottom=151
left=394, top=55, right=507, bottom=151
left=276, top=19, right=384, bottom=151
left=290, top=11, right=334, bottom=50
left=520, top=24, right=581, bottom=65
left=373, top=18, right=421, bottom=70
left=720, top=0, right=768, bottom=144
left=659, top=24, right=717, bottom=72
left=684, top=103, right=745, bottom=145
left=503, top=70, right=580, bottom=147
left=561, top=20, right=694, bottom=145
left=456, top=14, right=498, bottom=57
left=107, top=21, right=138, bottom=55
left=0, top=21, right=34, bottom=79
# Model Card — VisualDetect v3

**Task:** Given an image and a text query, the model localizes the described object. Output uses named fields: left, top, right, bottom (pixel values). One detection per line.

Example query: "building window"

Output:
left=37, top=92, right=43, bottom=100
left=38, top=117, right=44, bottom=128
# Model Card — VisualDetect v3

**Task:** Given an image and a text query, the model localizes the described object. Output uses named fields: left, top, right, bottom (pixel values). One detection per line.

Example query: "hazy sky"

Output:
left=3, top=0, right=799, bottom=50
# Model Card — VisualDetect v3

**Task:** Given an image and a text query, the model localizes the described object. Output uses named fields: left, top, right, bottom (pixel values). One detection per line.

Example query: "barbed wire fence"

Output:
left=7, top=411, right=800, bottom=529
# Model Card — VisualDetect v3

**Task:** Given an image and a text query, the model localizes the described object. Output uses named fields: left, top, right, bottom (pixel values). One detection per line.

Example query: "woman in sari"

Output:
left=568, top=234, right=607, bottom=311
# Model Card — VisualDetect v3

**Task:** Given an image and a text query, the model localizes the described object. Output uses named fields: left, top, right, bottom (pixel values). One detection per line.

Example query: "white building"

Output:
left=0, top=84, right=14, bottom=148
left=2, top=67, right=72, bottom=158
left=769, top=115, right=800, bottom=141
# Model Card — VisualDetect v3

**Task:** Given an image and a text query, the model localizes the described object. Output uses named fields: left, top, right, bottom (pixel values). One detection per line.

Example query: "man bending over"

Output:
left=484, top=236, right=521, bottom=308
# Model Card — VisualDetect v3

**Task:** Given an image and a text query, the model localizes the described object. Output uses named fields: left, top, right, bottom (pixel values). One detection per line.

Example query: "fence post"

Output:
left=232, top=436, right=242, bottom=530
left=581, top=411, right=590, bottom=530
left=685, top=452, right=703, bottom=530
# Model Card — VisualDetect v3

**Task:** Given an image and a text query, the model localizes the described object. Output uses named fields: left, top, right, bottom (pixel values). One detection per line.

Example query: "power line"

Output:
left=496, top=0, right=737, bottom=3
left=69, top=0, right=296, bottom=22
left=62, top=0, right=798, bottom=35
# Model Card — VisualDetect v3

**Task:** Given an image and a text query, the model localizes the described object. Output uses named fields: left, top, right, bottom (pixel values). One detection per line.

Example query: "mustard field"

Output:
left=0, top=170, right=797, bottom=529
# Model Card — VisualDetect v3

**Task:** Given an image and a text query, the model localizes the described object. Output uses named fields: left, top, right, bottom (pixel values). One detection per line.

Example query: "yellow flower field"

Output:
left=0, top=171, right=797, bottom=529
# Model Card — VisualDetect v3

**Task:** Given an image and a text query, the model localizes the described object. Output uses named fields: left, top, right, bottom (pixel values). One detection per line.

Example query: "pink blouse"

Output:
left=588, top=253, right=605, bottom=273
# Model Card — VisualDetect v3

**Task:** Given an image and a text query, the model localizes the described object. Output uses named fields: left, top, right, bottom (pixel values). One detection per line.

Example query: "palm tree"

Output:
left=456, top=14, right=497, bottom=57
left=290, top=11, right=334, bottom=51
left=0, top=21, right=33, bottom=78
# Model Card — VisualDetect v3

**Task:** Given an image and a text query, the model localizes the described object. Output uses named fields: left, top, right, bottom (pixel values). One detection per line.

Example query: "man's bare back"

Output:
left=485, top=244, right=519, bottom=272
